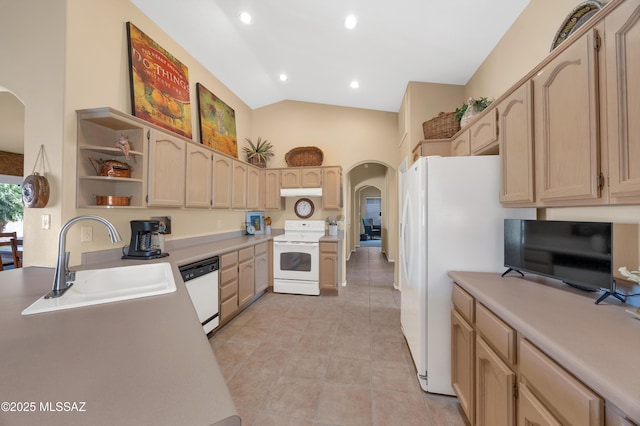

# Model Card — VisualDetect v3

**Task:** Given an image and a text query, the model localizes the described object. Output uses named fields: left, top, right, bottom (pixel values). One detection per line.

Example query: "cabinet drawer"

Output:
left=220, top=251, right=238, bottom=269
left=476, top=303, right=516, bottom=365
left=220, top=281, right=237, bottom=302
left=239, top=246, right=254, bottom=263
left=452, top=284, right=474, bottom=323
left=519, top=338, right=603, bottom=426
left=320, top=242, right=337, bottom=254
left=220, top=266, right=238, bottom=285
left=254, top=242, right=268, bottom=256
left=220, top=295, right=238, bottom=320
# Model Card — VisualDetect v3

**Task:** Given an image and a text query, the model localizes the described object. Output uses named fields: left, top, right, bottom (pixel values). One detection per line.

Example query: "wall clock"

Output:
left=294, top=198, right=314, bottom=219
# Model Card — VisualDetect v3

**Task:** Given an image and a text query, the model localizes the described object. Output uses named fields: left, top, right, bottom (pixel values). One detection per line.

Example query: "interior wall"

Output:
left=57, top=0, right=254, bottom=266
left=0, top=0, right=66, bottom=267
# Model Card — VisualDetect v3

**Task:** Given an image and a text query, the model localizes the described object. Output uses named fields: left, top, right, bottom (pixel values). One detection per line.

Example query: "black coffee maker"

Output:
left=122, top=220, right=169, bottom=260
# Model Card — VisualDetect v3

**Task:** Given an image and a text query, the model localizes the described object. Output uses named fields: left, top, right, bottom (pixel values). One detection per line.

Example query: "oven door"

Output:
left=273, top=240, right=319, bottom=282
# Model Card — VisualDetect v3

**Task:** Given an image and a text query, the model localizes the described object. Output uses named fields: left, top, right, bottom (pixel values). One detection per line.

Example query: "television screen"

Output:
left=504, top=219, right=613, bottom=293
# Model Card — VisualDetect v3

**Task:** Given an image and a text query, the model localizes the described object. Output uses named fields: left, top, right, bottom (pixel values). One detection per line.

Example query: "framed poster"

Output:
left=196, top=83, right=238, bottom=158
left=246, top=211, right=265, bottom=235
left=126, top=22, right=192, bottom=139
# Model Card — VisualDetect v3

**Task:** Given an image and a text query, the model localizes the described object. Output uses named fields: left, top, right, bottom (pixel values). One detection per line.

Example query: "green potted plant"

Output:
left=242, top=137, right=274, bottom=168
left=455, top=97, right=492, bottom=126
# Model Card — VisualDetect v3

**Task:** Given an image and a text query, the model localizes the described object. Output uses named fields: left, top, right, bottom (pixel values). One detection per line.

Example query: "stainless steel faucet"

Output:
left=46, top=215, right=121, bottom=299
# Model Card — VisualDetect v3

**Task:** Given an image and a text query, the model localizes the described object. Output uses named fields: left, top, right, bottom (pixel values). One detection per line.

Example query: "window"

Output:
left=365, top=197, right=381, bottom=226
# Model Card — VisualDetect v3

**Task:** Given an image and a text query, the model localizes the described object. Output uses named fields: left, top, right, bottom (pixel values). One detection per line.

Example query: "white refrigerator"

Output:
left=399, top=155, right=535, bottom=395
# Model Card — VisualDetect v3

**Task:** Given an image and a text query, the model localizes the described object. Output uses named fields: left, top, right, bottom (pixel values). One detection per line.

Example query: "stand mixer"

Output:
left=122, top=220, right=169, bottom=260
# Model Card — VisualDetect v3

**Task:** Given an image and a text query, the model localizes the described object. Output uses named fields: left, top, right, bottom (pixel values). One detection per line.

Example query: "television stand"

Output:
left=594, top=290, right=625, bottom=305
left=501, top=268, right=523, bottom=277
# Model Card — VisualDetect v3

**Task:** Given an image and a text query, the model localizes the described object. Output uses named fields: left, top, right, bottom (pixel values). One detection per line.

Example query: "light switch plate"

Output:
left=80, top=226, right=93, bottom=242
left=41, top=214, right=50, bottom=230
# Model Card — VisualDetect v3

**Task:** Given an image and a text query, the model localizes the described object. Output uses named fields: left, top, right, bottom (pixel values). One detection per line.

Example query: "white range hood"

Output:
left=280, top=187, right=323, bottom=197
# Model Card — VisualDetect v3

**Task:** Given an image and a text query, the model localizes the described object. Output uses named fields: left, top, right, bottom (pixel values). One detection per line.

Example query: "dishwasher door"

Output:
left=180, top=257, right=219, bottom=334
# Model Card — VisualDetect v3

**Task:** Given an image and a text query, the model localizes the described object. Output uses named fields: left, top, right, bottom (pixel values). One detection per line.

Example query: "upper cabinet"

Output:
left=301, top=168, right=323, bottom=187
left=322, top=167, right=342, bottom=210
left=263, top=169, right=283, bottom=210
left=498, top=82, right=535, bottom=206
left=185, top=143, right=212, bottom=208
left=231, top=160, right=247, bottom=209
left=212, top=153, right=233, bottom=209
left=605, top=0, right=640, bottom=203
left=246, top=166, right=260, bottom=210
left=147, top=129, right=186, bottom=207
left=76, top=108, right=147, bottom=208
left=470, top=108, right=499, bottom=155
left=451, top=130, right=470, bottom=157
left=281, top=168, right=323, bottom=188
left=533, top=28, right=602, bottom=206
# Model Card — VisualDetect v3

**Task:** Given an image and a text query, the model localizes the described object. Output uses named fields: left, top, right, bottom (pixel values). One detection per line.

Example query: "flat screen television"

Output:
left=503, top=219, right=620, bottom=304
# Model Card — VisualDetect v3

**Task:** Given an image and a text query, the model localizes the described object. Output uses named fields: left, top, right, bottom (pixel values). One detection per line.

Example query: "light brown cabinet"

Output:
left=262, top=169, right=283, bottom=210
left=498, top=82, right=535, bottom=206
left=280, top=169, right=301, bottom=188
left=319, top=241, right=338, bottom=293
left=254, top=242, right=269, bottom=294
left=605, top=0, right=640, bottom=204
left=185, top=143, right=212, bottom=208
left=147, top=129, right=186, bottom=207
left=322, top=167, right=342, bottom=210
left=212, top=154, right=232, bottom=208
left=281, top=167, right=323, bottom=188
left=246, top=166, right=260, bottom=209
left=76, top=108, right=147, bottom=208
left=533, top=28, right=602, bottom=205
left=219, top=251, right=239, bottom=325
left=451, top=308, right=475, bottom=424
left=231, top=160, right=247, bottom=209
left=476, top=335, right=516, bottom=426
left=238, top=246, right=254, bottom=307
left=451, top=130, right=471, bottom=156
left=470, top=108, right=499, bottom=155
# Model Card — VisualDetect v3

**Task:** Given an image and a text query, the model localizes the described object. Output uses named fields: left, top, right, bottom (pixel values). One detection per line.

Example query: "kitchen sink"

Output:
left=22, top=262, right=177, bottom=315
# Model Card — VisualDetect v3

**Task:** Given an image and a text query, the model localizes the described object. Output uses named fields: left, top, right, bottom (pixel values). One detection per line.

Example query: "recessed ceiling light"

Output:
left=239, top=12, right=252, bottom=24
left=350, top=80, right=360, bottom=89
left=279, top=73, right=288, bottom=82
left=344, top=15, right=357, bottom=29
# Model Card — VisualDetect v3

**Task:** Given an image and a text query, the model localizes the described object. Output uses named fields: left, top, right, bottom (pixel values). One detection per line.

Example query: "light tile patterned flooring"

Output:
left=209, top=247, right=466, bottom=426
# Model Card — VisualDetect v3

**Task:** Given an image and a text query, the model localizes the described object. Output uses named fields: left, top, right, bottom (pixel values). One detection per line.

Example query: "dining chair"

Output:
left=0, top=232, right=18, bottom=271
left=11, top=238, right=23, bottom=268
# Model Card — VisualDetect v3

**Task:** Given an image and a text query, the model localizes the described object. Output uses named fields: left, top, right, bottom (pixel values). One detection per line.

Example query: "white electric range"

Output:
left=273, top=220, right=326, bottom=295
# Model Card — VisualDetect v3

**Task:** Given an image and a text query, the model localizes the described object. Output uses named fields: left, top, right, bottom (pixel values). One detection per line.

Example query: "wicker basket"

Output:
left=285, top=146, right=324, bottom=167
left=422, top=111, right=460, bottom=139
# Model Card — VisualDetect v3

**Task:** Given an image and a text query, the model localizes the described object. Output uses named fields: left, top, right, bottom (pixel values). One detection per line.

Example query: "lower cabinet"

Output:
left=219, top=251, right=239, bottom=324
left=319, top=241, right=338, bottom=293
left=451, top=283, right=609, bottom=426
left=238, top=246, right=255, bottom=307
left=219, top=241, right=272, bottom=327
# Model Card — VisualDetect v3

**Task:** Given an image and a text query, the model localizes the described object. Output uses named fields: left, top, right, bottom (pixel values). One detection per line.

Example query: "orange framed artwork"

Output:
left=126, top=22, right=192, bottom=139
left=196, top=83, right=238, bottom=158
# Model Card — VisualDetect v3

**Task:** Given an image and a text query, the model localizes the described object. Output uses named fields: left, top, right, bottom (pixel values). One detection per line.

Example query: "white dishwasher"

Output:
left=179, top=256, right=219, bottom=334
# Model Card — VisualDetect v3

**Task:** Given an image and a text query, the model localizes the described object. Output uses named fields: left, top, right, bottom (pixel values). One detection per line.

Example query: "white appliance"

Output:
left=179, top=256, right=220, bottom=334
left=399, top=156, right=534, bottom=395
left=273, top=220, right=325, bottom=295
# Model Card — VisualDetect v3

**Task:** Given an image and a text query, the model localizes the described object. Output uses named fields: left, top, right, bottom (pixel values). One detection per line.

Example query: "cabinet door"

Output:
left=322, top=167, right=342, bottom=210
left=281, top=169, right=301, bottom=188
left=263, top=169, right=282, bottom=210
left=185, top=143, right=212, bottom=208
left=476, top=336, right=515, bottom=426
left=147, top=130, right=186, bottom=207
left=246, top=166, right=260, bottom=209
left=238, top=247, right=255, bottom=307
left=212, top=154, right=232, bottom=208
left=301, top=168, right=323, bottom=187
left=606, top=1, right=640, bottom=202
left=518, top=383, right=562, bottom=426
left=533, top=29, right=602, bottom=204
left=232, top=160, right=247, bottom=209
left=451, top=309, right=475, bottom=425
left=255, top=253, right=269, bottom=294
left=470, top=108, right=498, bottom=155
left=499, top=81, right=535, bottom=205
left=319, top=242, right=338, bottom=293
left=451, top=130, right=470, bottom=156
left=219, top=251, right=239, bottom=324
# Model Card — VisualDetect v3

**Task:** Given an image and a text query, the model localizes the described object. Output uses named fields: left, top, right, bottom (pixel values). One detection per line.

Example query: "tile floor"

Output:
left=209, top=247, right=466, bottom=426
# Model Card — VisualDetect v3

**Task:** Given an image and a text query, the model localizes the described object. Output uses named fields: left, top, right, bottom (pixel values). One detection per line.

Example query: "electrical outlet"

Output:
left=80, top=226, right=93, bottom=242
left=41, top=214, right=50, bottom=230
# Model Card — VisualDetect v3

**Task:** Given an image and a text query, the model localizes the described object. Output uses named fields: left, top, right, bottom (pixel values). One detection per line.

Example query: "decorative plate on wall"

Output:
left=550, top=0, right=603, bottom=51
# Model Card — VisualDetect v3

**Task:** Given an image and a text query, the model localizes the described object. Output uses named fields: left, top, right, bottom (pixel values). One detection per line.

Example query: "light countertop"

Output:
left=448, top=271, right=640, bottom=423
